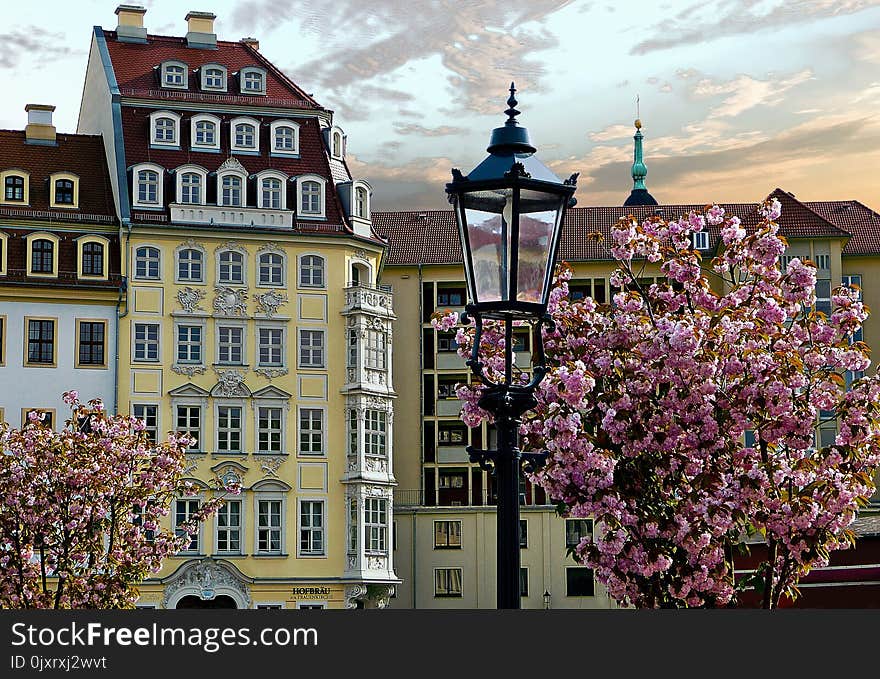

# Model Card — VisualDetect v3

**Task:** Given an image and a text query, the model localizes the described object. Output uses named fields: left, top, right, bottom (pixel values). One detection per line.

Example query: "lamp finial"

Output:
left=505, top=82, right=520, bottom=125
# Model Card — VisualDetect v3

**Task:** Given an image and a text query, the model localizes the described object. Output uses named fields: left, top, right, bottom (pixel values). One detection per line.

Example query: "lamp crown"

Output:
left=504, top=82, right=520, bottom=126
left=487, top=82, right=535, bottom=155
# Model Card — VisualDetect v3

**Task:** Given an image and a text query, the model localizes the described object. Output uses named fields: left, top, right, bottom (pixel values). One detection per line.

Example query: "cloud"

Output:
left=589, top=124, right=634, bottom=142
left=394, top=123, right=467, bottom=136
left=231, top=0, right=574, bottom=113
left=675, top=68, right=700, bottom=79
left=692, top=69, right=813, bottom=118
left=631, top=0, right=880, bottom=55
left=0, top=26, right=79, bottom=69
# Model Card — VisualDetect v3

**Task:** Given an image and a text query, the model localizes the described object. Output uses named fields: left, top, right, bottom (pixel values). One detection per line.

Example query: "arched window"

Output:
left=299, top=255, right=324, bottom=288
left=242, top=70, right=264, bottom=92
left=180, top=173, right=202, bottom=204
left=300, top=181, right=321, bottom=215
left=177, top=248, right=203, bottom=282
left=82, top=242, right=104, bottom=276
left=218, top=250, right=244, bottom=284
left=261, top=178, right=282, bottom=209
left=275, top=126, right=295, bottom=151
left=55, top=179, right=74, bottom=205
left=137, top=169, right=159, bottom=204
left=355, top=186, right=368, bottom=218
left=154, top=117, right=176, bottom=143
left=162, top=62, right=187, bottom=88
left=135, top=246, right=161, bottom=280
left=32, top=239, right=54, bottom=273
left=194, top=120, right=216, bottom=146
left=221, top=175, right=242, bottom=206
left=234, top=123, right=256, bottom=149
left=203, top=67, right=225, bottom=89
left=5, top=175, right=23, bottom=201
left=332, top=132, right=342, bottom=158
left=259, top=252, right=284, bottom=286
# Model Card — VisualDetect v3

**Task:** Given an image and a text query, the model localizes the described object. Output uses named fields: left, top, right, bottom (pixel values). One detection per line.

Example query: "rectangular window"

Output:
left=175, top=499, right=200, bottom=552
left=133, top=323, right=160, bottom=362
left=365, top=498, right=388, bottom=554
left=23, top=409, right=54, bottom=429
left=365, top=329, right=387, bottom=370
left=176, top=325, right=202, bottom=364
left=175, top=405, right=201, bottom=452
left=218, top=326, right=244, bottom=365
left=435, top=568, right=462, bottom=597
left=565, top=519, right=594, bottom=549
left=217, top=406, right=242, bottom=453
left=132, top=404, right=158, bottom=444
left=132, top=502, right=155, bottom=542
left=76, top=320, right=106, bottom=367
left=26, top=319, right=55, bottom=365
left=434, top=520, right=462, bottom=549
left=258, top=328, right=283, bottom=366
left=437, top=333, right=458, bottom=352
left=348, top=498, right=358, bottom=553
left=843, top=274, right=862, bottom=300
left=814, top=254, right=830, bottom=271
left=364, top=410, right=387, bottom=457
left=815, top=279, right=832, bottom=316
left=300, top=500, right=324, bottom=556
left=566, top=567, right=595, bottom=597
left=520, top=568, right=529, bottom=597
left=299, top=329, right=325, bottom=368
left=437, top=288, right=465, bottom=307
left=257, top=500, right=282, bottom=554
left=520, top=519, right=528, bottom=548
left=216, top=500, right=241, bottom=554
left=257, top=407, right=283, bottom=453
left=438, top=425, right=467, bottom=445
left=692, top=231, right=709, bottom=250
left=299, top=408, right=324, bottom=456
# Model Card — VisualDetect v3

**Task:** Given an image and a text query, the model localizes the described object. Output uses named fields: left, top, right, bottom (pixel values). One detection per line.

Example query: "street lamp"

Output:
left=446, top=83, right=578, bottom=609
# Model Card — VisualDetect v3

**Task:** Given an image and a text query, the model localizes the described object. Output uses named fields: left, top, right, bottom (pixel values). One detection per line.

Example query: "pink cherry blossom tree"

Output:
left=0, top=392, right=235, bottom=609
left=434, top=199, right=880, bottom=608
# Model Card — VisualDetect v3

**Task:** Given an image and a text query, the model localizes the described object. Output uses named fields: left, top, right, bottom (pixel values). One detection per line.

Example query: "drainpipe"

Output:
left=415, top=262, right=424, bottom=608
left=114, top=219, right=131, bottom=415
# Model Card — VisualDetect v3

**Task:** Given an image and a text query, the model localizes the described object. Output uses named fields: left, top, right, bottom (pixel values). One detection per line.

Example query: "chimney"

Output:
left=25, top=105, right=57, bottom=145
left=115, top=4, right=147, bottom=43
left=240, top=36, right=260, bottom=51
left=185, top=11, right=217, bottom=48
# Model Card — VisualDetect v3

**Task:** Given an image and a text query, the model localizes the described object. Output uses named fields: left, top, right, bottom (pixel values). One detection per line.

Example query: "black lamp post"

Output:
left=446, top=83, right=577, bottom=609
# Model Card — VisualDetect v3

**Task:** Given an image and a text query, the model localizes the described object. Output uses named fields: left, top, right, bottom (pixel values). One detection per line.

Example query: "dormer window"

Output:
left=355, top=186, right=369, bottom=219
left=5, top=176, right=23, bottom=201
left=270, top=120, right=299, bottom=156
left=175, top=165, right=208, bottom=205
left=222, top=176, right=243, bottom=207
left=49, top=173, right=78, bottom=209
left=230, top=117, right=260, bottom=153
left=201, top=64, right=227, bottom=91
left=191, top=113, right=220, bottom=151
left=297, top=175, right=326, bottom=219
left=132, top=163, right=164, bottom=208
left=257, top=171, right=287, bottom=210
left=332, top=132, right=342, bottom=158
left=150, top=111, right=181, bottom=148
left=161, top=61, right=188, bottom=89
left=55, top=181, right=74, bottom=204
left=240, top=67, right=267, bottom=95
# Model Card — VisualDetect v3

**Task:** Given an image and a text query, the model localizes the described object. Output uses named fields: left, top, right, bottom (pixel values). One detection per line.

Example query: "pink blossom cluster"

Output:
left=434, top=199, right=880, bottom=608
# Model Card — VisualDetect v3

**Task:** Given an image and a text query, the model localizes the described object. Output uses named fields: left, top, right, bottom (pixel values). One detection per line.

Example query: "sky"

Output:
left=3, top=0, right=880, bottom=211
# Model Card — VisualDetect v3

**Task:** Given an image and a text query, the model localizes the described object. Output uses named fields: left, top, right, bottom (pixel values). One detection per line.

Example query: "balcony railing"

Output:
left=169, top=203, right=294, bottom=229
left=343, top=284, right=393, bottom=314
left=393, top=489, right=424, bottom=507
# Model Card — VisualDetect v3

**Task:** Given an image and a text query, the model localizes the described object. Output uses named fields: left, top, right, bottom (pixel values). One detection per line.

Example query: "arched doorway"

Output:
left=176, top=595, right=238, bottom=609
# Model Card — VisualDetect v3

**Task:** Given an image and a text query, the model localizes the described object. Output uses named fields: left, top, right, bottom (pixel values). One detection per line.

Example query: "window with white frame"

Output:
left=299, top=329, right=324, bottom=368
left=175, top=405, right=201, bottom=452
left=347, top=329, right=358, bottom=369
left=201, top=65, right=226, bottom=91
left=175, top=499, right=200, bottom=552
left=815, top=254, right=831, bottom=272
left=132, top=404, right=158, bottom=444
left=257, top=500, right=282, bottom=553
left=300, top=180, right=322, bottom=215
left=365, top=498, right=388, bottom=554
left=218, top=326, right=244, bottom=364
left=220, top=175, right=243, bottom=207
left=161, top=62, right=187, bottom=88
left=217, top=406, right=243, bottom=453
left=261, top=177, right=282, bottom=209
left=364, top=410, right=387, bottom=458
left=299, top=500, right=324, bottom=556
left=843, top=274, right=862, bottom=300
left=299, top=255, right=325, bottom=287
left=135, top=246, right=160, bottom=279
left=354, top=185, right=369, bottom=219
left=218, top=250, right=244, bottom=284
left=365, top=329, right=387, bottom=370
left=180, top=172, right=202, bottom=204
left=176, top=325, right=202, bottom=364
left=135, top=168, right=161, bottom=206
left=258, top=328, right=283, bottom=366
left=177, top=248, right=203, bottom=282
left=153, top=116, right=177, bottom=145
left=273, top=124, right=297, bottom=153
left=234, top=123, right=256, bottom=150
left=133, top=323, right=159, bottom=362
left=331, top=131, right=343, bottom=159
left=216, top=500, right=241, bottom=553
left=191, top=115, right=219, bottom=150
left=692, top=231, right=709, bottom=250
left=258, top=252, right=284, bottom=286
left=348, top=410, right=359, bottom=457
left=348, top=498, right=358, bottom=553
left=299, top=408, right=323, bottom=455
left=241, top=68, right=266, bottom=94
left=257, top=406, right=283, bottom=453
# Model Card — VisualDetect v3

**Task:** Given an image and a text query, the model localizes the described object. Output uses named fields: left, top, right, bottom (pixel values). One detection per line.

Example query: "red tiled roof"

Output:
left=104, top=33, right=321, bottom=110
left=806, top=200, right=880, bottom=256
left=0, top=130, right=116, bottom=221
left=764, top=188, right=851, bottom=239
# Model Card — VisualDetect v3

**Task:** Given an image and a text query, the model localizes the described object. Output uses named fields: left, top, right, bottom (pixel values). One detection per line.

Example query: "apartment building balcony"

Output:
left=169, top=203, right=294, bottom=228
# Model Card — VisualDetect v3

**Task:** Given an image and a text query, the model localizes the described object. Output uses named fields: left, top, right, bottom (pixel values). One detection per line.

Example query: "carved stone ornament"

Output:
left=347, top=456, right=357, bottom=472
left=213, top=287, right=248, bottom=316
left=182, top=455, right=203, bottom=476
left=255, top=290, right=287, bottom=318
left=257, top=242, right=284, bottom=255
left=217, top=157, right=247, bottom=175
left=214, top=467, right=243, bottom=488
left=365, top=457, right=388, bottom=474
left=347, top=555, right=358, bottom=571
left=367, top=555, right=388, bottom=571
left=354, top=248, right=367, bottom=260
left=177, top=286, right=206, bottom=313
left=374, top=585, right=395, bottom=609
left=254, top=367, right=289, bottom=380
left=344, top=584, right=367, bottom=609
left=172, top=364, right=207, bottom=377
left=213, top=369, right=249, bottom=397
left=258, top=456, right=285, bottom=478
left=162, top=559, right=252, bottom=609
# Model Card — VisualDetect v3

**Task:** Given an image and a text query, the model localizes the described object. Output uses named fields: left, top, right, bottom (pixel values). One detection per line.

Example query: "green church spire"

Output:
left=631, top=118, right=648, bottom=190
